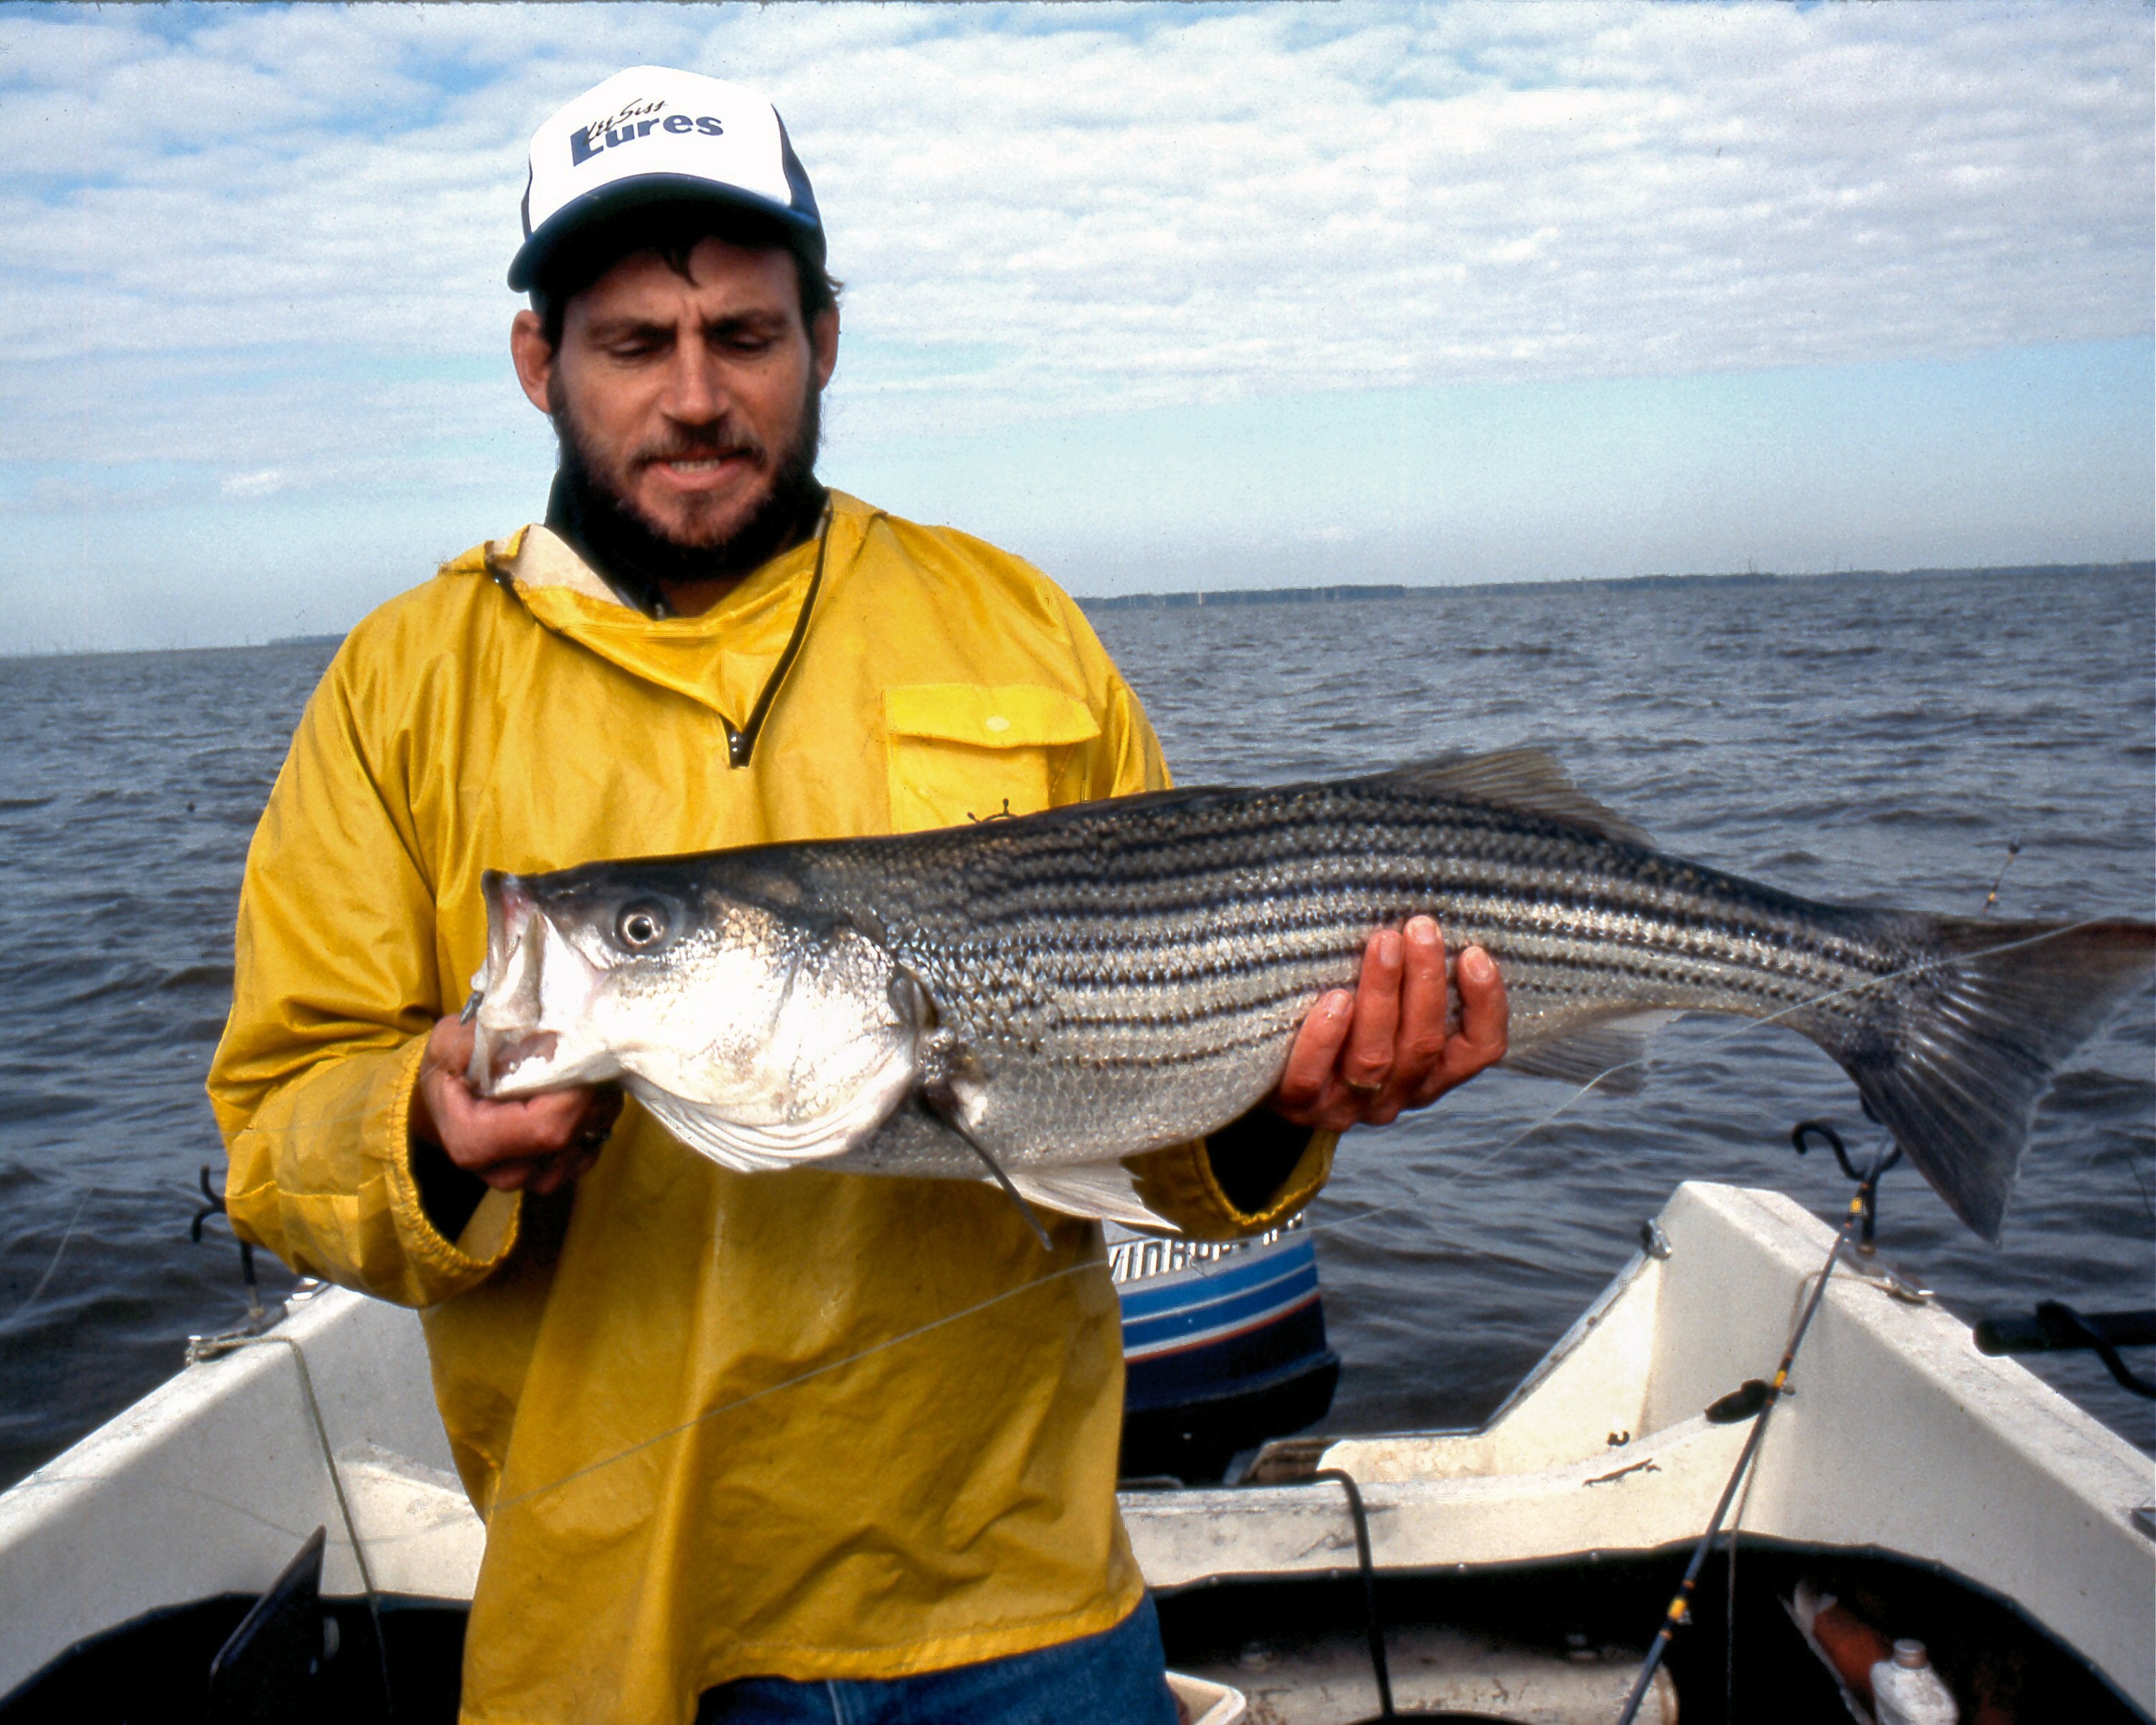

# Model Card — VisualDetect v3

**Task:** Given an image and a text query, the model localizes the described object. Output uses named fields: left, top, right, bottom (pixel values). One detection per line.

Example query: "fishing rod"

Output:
left=1610, top=1140, right=1894, bottom=1725
left=1620, top=828, right=2029, bottom=1716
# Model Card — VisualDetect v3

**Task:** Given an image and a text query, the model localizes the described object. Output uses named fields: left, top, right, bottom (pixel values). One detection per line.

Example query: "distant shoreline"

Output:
left=1, top=559, right=2147, bottom=659
left=1073, top=560, right=2154, bottom=612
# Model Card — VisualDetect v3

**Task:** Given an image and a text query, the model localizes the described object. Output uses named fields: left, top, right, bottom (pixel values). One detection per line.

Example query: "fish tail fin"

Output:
left=1803, top=915, right=2153, bottom=1241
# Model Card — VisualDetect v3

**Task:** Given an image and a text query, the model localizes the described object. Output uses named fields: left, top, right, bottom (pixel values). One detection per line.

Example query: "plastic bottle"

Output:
left=1871, top=1639, right=1960, bottom=1725
left=1807, top=1588, right=1893, bottom=1697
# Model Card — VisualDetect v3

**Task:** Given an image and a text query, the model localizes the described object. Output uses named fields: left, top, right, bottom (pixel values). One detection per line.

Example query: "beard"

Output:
left=546, top=377, right=826, bottom=608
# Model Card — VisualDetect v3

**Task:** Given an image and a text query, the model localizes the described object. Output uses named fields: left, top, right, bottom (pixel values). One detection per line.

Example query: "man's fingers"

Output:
left=528, top=1091, right=621, bottom=1193
left=1275, top=991, right=1354, bottom=1117
left=425, top=1013, right=478, bottom=1074
left=1454, top=945, right=1508, bottom=1061
left=433, top=1081, right=592, bottom=1171
left=579, top=1084, right=625, bottom=1142
left=1275, top=932, right=1511, bottom=1130
left=477, top=1136, right=604, bottom=1196
left=414, top=1013, right=611, bottom=1196
left=527, top=1145, right=602, bottom=1197
left=1340, top=928, right=1403, bottom=1093
left=474, top=1155, right=544, bottom=1193
left=1392, top=918, right=1449, bottom=1082
left=1411, top=944, right=1509, bottom=1105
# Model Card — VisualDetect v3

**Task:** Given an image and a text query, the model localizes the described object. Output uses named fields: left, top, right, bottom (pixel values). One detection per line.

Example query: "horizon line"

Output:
left=1073, top=557, right=2155, bottom=612
left=1, top=557, right=2149, bottom=662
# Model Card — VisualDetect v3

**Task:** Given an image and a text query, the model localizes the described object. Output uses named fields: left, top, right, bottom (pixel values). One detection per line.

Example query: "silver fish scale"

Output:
left=794, top=777, right=1913, bottom=1163
left=482, top=754, right=2151, bottom=1235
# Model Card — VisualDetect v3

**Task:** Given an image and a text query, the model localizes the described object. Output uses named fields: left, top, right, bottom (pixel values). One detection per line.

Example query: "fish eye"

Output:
left=615, top=902, right=669, bottom=951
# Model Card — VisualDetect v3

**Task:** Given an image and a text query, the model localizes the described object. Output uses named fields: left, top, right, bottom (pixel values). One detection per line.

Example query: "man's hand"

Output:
left=1271, top=917, right=1508, bottom=1134
left=410, top=1015, right=621, bottom=1196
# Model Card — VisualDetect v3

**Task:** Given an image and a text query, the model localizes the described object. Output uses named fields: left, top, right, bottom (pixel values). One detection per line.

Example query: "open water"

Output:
left=0, top=564, right=2150, bottom=1491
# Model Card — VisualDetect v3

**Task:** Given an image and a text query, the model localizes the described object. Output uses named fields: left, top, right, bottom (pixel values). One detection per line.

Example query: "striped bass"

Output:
left=467, top=750, right=2153, bottom=1240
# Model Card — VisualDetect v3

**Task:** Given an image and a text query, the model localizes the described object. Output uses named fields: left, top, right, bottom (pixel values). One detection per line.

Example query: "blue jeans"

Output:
left=694, top=1593, right=1179, bottom=1724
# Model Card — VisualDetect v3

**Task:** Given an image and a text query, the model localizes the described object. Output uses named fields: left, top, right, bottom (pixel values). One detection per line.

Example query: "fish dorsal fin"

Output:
left=1369, top=749, right=1652, bottom=848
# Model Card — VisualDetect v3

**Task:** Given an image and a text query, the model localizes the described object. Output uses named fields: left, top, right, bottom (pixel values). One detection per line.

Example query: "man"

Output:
left=210, top=68, right=1508, bottom=1725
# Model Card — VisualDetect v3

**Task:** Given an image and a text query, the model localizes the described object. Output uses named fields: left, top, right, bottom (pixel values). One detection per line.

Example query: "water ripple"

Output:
left=1096, top=566, right=2156, bottom=1452
left=0, top=572, right=2150, bottom=1487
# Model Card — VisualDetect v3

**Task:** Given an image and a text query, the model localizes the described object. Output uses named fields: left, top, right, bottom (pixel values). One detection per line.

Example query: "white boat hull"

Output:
left=1121, top=1184, right=2155, bottom=1713
left=2, top=1180, right=2149, bottom=1716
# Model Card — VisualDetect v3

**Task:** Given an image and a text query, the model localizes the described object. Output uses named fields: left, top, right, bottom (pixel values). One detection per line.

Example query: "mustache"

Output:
left=631, top=424, right=767, bottom=469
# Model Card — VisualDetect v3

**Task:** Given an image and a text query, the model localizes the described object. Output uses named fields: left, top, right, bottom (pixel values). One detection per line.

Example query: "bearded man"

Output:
left=210, top=67, right=1508, bottom=1725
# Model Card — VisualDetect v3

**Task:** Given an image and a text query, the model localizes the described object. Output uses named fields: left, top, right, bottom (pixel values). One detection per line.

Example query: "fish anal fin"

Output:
left=1503, top=1009, right=1679, bottom=1097
left=1370, top=749, right=1651, bottom=848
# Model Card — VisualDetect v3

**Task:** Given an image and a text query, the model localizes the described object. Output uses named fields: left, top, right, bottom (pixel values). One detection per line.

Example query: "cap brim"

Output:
left=508, top=175, right=824, bottom=292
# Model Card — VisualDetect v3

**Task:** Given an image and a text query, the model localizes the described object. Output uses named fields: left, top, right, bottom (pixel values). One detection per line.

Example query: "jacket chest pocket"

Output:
left=884, top=684, right=1102, bottom=834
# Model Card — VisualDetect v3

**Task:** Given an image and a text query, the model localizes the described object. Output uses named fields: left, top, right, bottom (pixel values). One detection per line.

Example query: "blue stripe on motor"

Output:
left=1124, top=1304, right=1334, bottom=1412
left=1120, top=1262, right=1318, bottom=1353
left=1115, top=1237, right=1316, bottom=1320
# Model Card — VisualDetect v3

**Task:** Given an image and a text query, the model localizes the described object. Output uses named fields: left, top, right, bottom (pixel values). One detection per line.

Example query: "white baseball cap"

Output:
left=509, top=66, right=825, bottom=292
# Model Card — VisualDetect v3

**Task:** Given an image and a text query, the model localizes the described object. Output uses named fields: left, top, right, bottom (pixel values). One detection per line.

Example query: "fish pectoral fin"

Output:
left=1369, top=749, right=1653, bottom=849
left=1502, top=1010, right=1679, bottom=1097
left=628, top=1081, right=892, bottom=1174
left=1006, top=1163, right=1188, bottom=1236
left=907, top=1053, right=1054, bottom=1250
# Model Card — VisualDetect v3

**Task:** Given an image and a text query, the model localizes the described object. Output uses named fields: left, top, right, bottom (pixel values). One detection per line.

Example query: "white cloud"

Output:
left=0, top=1, right=2147, bottom=651
left=220, top=468, right=288, bottom=499
left=0, top=3, right=2145, bottom=454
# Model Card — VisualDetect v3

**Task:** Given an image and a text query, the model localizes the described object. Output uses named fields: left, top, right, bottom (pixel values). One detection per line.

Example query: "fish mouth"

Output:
left=480, top=871, right=539, bottom=976
left=468, top=871, right=606, bottom=1097
left=482, top=1029, right=559, bottom=1090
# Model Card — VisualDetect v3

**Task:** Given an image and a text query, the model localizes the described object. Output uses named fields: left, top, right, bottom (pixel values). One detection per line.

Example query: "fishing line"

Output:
left=1724, top=1448, right=1763, bottom=1722
left=242, top=919, right=2132, bottom=1520
left=484, top=1258, right=1104, bottom=1516
left=0, top=1192, right=90, bottom=1332
left=481, top=1035, right=1625, bottom=1516
left=1613, top=1148, right=1893, bottom=1725
left=2125, top=1153, right=2155, bottom=1228
left=1981, top=840, right=2022, bottom=917
left=472, top=1006, right=1757, bottom=1516
left=196, top=1330, right=400, bottom=1719
left=485, top=1086, right=1596, bottom=1519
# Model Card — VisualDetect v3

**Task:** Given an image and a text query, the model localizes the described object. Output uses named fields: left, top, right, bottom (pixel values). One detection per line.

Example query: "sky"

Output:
left=1, top=2, right=2150, bottom=654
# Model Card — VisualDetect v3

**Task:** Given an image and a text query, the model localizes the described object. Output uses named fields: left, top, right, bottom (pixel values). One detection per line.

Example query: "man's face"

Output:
left=512, top=237, right=838, bottom=553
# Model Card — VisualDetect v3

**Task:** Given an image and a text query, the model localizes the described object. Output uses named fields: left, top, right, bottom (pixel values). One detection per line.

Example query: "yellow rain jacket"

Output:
left=209, top=490, right=1334, bottom=1725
